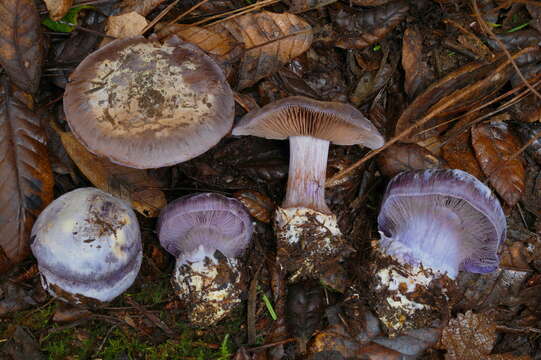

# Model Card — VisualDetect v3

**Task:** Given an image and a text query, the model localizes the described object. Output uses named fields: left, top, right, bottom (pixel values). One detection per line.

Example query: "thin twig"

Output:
left=190, top=0, right=278, bottom=27
left=140, top=0, right=180, bottom=35
left=246, top=338, right=297, bottom=352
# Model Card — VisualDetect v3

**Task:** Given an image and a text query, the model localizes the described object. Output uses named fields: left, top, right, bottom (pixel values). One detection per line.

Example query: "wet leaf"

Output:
left=402, top=27, right=434, bottom=98
left=208, top=11, right=313, bottom=89
left=514, top=122, right=541, bottom=165
left=471, top=121, right=525, bottom=207
left=377, top=142, right=446, bottom=178
left=333, top=2, right=409, bottom=49
left=0, top=79, right=53, bottom=273
left=441, top=114, right=485, bottom=180
left=0, top=0, right=43, bottom=94
left=234, top=190, right=275, bottom=223
left=56, top=126, right=166, bottom=217
left=41, top=5, right=94, bottom=33
left=396, top=57, right=512, bottom=142
left=350, top=0, right=393, bottom=5
left=286, top=281, right=325, bottom=353
left=52, top=302, right=92, bottom=323
left=441, top=311, right=531, bottom=360
left=43, top=0, right=73, bottom=21
left=0, top=282, right=37, bottom=316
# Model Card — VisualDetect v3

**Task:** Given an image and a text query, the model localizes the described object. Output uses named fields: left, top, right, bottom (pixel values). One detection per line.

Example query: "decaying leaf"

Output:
left=442, top=113, right=485, bottom=180
left=377, top=142, right=446, bottom=177
left=234, top=190, right=274, bottom=223
left=1, top=326, right=44, bottom=360
left=56, top=127, right=166, bottom=217
left=402, top=27, right=434, bottom=98
left=208, top=11, right=313, bottom=89
left=44, top=0, right=73, bottom=21
left=441, top=311, right=531, bottom=360
left=101, top=11, right=148, bottom=47
left=0, top=0, right=43, bottom=94
left=120, top=0, right=166, bottom=16
left=157, top=24, right=242, bottom=79
left=0, top=79, right=53, bottom=273
left=396, top=57, right=512, bottom=142
left=471, top=121, right=525, bottom=207
left=333, top=2, right=409, bottom=49
left=285, top=0, right=338, bottom=14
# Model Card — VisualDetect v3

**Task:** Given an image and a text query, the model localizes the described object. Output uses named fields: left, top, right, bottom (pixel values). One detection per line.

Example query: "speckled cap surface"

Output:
left=64, top=36, right=234, bottom=169
left=30, top=188, right=142, bottom=303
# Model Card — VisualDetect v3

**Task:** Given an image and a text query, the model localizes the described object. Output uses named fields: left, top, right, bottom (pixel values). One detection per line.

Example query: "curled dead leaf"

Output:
left=471, top=121, right=525, bottom=207
left=55, top=125, right=166, bottom=217
left=208, top=11, right=313, bottom=89
left=234, top=190, right=275, bottom=223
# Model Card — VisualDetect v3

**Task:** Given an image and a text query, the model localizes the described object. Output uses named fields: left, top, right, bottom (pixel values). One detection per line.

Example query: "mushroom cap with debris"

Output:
left=64, top=36, right=234, bottom=169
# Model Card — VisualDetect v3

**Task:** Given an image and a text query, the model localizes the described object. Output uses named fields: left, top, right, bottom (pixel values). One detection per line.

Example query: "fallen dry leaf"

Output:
left=402, top=26, right=434, bottom=98
left=234, top=190, right=275, bottom=223
left=208, top=11, right=313, bottom=89
left=0, top=78, right=53, bottom=273
left=471, top=121, right=525, bottom=207
left=101, top=11, right=148, bottom=47
left=441, top=311, right=531, bottom=360
left=56, top=126, right=167, bottom=217
left=0, top=0, right=44, bottom=94
left=44, top=0, right=73, bottom=21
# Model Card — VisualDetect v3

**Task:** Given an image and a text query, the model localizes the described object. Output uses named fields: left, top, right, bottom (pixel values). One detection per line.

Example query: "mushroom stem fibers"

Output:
left=283, top=136, right=330, bottom=213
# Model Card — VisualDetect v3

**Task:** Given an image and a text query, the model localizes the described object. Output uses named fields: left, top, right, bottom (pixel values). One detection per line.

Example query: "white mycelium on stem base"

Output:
left=232, top=96, right=384, bottom=288
left=371, top=169, right=506, bottom=336
left=157, top=193, right=253, bottom=326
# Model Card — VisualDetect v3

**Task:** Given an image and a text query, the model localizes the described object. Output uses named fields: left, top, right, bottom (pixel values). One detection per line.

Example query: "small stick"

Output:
left=167, top=0, right=213, bottom=25
left=125, top=297, right=177, bottom=338
left=246, top=338, right=297, bottom=352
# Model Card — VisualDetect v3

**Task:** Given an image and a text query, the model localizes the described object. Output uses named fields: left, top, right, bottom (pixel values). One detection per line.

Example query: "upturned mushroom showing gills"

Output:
left=233, top=96, right=384, bottom=288
left=157, top=193, right=253, bottom=326
left=63, top=35, right=234, bottom=169
left=370, top=169, right=506, bottom=336
left=30, top=188, right=142, bottom=305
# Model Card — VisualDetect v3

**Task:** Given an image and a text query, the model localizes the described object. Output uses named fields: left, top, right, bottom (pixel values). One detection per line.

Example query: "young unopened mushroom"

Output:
left=233, top=96, right=384, bottom=287
left=64, top=35, right=234, bottom=169
left=157, top=193, right=253, bottom=326
left=370, top=169, right=506, bottom=336
left=30, top=188, right=142, bottom=305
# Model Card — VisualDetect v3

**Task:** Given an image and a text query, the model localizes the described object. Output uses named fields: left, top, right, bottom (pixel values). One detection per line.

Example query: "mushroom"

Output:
left=157, top=193, right=253, bottom=326
left=370, top=169, right=506, bottom=336
left=63, top=35, right=234, bottom=169
left=233, top=96, right=384, bottom=288
left=30, top=188, right=142, bottom=305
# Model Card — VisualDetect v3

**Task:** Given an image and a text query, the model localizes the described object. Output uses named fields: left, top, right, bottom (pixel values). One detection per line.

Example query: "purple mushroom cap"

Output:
left=157, top=193, right=253, bottom=259
left=30, top=188, right=142, bottom=303
left=377, top=169, right=506, bottom=279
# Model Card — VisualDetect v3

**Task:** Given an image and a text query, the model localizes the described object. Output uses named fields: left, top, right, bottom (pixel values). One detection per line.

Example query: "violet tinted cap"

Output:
left=232, top=96, right=384, bottom=149
left=157, top=193, right=253, bottom=259
left=30, top=188, right=142, bottom=303
left=64, top=36, right=234, bottom=169
left=378, top=169, right=506, bottom=278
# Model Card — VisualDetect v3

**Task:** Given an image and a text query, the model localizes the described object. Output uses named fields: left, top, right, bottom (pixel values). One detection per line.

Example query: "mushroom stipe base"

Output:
left=274, top=207, right=354, bottom=291
left=368, top=242, right=456, bottom=337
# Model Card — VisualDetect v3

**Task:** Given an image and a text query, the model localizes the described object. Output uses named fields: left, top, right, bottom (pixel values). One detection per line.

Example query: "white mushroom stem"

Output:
left=283, top=135, right=331, bottom=213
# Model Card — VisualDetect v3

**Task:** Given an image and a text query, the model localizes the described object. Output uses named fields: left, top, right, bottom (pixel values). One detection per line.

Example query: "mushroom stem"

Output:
left=283, top=136, right=331, bottom=213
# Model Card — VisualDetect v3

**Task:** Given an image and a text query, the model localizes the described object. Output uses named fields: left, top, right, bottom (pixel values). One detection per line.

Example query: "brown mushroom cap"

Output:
left=64, top=36, right=234, bottom=169
left=232, top=96, right=384, bottom=149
